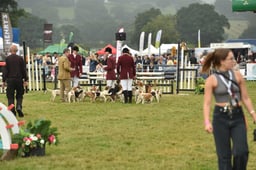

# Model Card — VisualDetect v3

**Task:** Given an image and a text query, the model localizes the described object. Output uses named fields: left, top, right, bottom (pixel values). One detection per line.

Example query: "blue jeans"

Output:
left=213, top=106, right=248, bottom=170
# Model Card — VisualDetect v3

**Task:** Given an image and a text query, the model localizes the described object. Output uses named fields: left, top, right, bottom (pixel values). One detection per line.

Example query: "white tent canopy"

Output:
left=159, top=43, right=178, bottom=54
left=142, top=44, right=159, bottom=55
left=121, top=44, right=139, bottom=56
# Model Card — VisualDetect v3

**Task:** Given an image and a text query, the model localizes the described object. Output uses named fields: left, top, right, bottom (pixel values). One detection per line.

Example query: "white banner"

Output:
left=246, top=63, right=256, bottom=80
left=155, top=29, right=162, bottom=48
left=1, top=13, right=13, bottom=53
left=139, top=32, right=145, bottom=56
left=116, top=28, right=124, bottom=63
left=147, top=33, right=152, bottom=56
left=198, top=29, right=201, bottom=48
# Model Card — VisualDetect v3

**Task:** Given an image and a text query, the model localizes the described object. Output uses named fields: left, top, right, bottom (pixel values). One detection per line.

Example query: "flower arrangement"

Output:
left=12, top=119, right=59, bottom=157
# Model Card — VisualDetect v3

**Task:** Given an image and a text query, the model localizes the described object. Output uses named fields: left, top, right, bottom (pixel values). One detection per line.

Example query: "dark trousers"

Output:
left=6, top=78, right=24, bottom=108
left=213, top=106, right=248, bottom=170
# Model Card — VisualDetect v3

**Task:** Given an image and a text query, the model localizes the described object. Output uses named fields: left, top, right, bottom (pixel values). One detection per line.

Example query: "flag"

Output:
left=44, top=24, right=53, bottom=43
left=1, top=13, right=13, bottom=53
left=155, top=30, right=162, bottom=48
left=139, top=32, right=145, bottom=55
left=198, top=29, right=201, bottom=48
left=148, top=33, right=152, bottom=56
left=69, top=31, right=74, bottom=43
left=116, top=28, right=124, bottom=62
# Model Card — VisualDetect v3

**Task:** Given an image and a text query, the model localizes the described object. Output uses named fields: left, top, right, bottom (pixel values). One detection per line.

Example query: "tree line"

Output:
left=0, top=0, right=255, bottom=52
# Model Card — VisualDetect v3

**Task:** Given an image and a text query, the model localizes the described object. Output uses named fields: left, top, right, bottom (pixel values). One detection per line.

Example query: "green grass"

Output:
left=0, top=82, right=256, bottom=170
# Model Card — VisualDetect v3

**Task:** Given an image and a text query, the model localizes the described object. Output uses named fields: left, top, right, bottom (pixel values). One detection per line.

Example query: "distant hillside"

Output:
left=224, top=20, right=249, bottom=40
left=17, top=0, right=250, bottom=45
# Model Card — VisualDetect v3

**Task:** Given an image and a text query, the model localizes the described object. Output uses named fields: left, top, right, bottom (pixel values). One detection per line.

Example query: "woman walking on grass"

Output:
left=202, top=48, right=256, bottom=170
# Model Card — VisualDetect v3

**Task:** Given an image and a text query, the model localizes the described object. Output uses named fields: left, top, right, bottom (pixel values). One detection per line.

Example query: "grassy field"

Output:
left=0, top=82, right=256, bottom=170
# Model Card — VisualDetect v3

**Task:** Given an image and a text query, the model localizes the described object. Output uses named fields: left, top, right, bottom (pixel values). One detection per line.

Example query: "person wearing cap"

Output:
left=117, top=48, right=136, bottom=103
left=2, top=45, right=28, bottom=117
left=68, top=45, right=83, bottom=88
left=103, top=47, right=116, bottom=94
left=58, top=48, right=73, bottom=102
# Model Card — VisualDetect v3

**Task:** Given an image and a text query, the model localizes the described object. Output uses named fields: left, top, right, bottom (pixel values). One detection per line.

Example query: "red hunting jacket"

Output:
left=68, top=54, right=83, bottom=77
left=117, top=54, right=136, bottom=79
left=103, top=55, right=116, bottom=80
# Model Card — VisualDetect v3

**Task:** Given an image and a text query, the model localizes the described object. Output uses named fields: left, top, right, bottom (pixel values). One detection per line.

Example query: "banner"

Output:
left=1, top=13, right=13, bottom=53
left=155, top=29, right=162, bottom=48
left=198, top=29, right=201, bottom=48
left=232, top=0, right=256, bottom=12
left=246, top=63, right=256, bottom=80
left=116, top=27, right=124, bottom=62
left=44, top=24, right=53, bottom=43
left=147, top=33, right=152, bottom=56
left=139, top=32, right=145, bottom=56
left=69, top=31, right=74, bottom=43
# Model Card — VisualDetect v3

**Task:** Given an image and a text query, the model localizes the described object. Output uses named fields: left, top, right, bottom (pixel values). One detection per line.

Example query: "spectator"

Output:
left=89, top=53, right=100, bottom=85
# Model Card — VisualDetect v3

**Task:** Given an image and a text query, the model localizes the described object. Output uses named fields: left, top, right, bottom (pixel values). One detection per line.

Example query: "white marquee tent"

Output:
left=121, top=44, right=139, bottom=56
left=159, top=43, right=178, bottom=54
left=142, top=44, right=159, bottom=55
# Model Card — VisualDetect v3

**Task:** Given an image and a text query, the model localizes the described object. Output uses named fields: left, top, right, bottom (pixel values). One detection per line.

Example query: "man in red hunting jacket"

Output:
left=117, top=48, right=136, bottom=103
left=68, top=45, right=83, bottom=88
left=103, top=47, right=116, bottom=93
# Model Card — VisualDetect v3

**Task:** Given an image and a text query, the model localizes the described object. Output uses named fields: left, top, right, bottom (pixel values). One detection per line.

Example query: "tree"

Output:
left=74, top=0, right=117, bottom=47
left=131, top=8, right=162, bottom=47
left=0, top=0, right=26, bottom=27
left=176, top=3, right=230, bottom=47
left=142, top=15, right=179, bottom=45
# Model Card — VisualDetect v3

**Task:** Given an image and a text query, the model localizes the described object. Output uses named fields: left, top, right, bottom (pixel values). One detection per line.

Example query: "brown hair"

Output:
left=202, top=48, right=231, bottom=73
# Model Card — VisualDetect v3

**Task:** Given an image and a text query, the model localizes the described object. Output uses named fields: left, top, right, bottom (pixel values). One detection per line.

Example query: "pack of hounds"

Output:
left=47, top=80, right=162, bottom=104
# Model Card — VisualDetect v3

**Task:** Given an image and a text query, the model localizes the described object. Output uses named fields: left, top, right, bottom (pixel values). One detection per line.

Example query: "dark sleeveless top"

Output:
left=213, top=70, right=241, bottom=103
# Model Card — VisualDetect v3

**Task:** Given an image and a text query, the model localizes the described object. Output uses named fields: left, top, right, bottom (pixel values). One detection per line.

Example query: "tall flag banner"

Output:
left=69, top=31, right=74, bottom=43
left=1, top=13, right=13, bottom=53
left=44, top=24, right=53, bottom=43
left=198, top=29, right=201, bottom=48
left=116, top=27, right=125, bottom=62
left=155, top=29, right=162, bottom=48
left=139, top=32, right=145, bottom=56
left=147, top=33, right=152, bottom=56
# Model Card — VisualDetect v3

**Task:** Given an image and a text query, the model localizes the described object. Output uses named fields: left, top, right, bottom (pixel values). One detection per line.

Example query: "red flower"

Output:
left=36, top=134, right=41, bottom=139
left=48, top=135, right=55, bottom=144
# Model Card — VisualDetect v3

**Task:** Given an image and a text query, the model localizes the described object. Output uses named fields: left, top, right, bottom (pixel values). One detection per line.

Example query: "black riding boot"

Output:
left=11, top=108, right=16, bottom=116
left=123, top=90, right=128, bottom=103
left=128, top=91, right=133, bottom=103
left=16, top=98, right=24, bottom=117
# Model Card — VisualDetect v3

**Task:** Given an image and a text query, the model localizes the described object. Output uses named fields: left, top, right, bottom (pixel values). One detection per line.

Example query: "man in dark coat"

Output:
left=2, top=45, right=28, bottom=117
left=117, top=48, right=136, bottom=103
